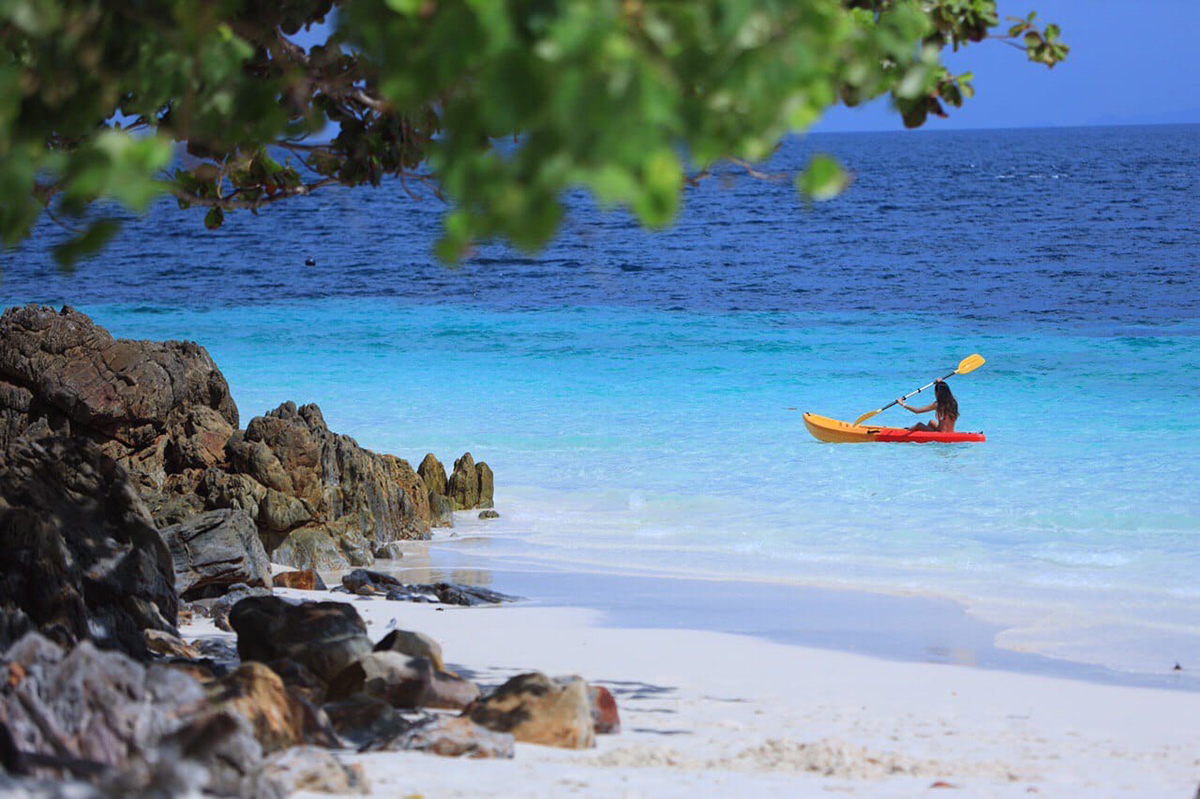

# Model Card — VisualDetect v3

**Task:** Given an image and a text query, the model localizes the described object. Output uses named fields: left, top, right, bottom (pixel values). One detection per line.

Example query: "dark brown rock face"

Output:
left=0, top=435, right=178, bottom=659
left=0, top=304, right=238, bottom=484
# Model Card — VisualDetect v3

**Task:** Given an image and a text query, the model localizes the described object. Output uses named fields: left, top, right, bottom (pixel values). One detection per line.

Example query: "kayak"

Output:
left=803, top=412, right=986, bottom=444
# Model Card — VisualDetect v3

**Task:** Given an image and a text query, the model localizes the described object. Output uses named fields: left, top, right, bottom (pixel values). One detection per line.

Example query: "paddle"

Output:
left=852, top=354, right=985, bottom=427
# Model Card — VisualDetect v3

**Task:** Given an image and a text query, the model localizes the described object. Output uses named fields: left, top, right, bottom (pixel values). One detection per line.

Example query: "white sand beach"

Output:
left=186, top=587, right=1200, bottom=798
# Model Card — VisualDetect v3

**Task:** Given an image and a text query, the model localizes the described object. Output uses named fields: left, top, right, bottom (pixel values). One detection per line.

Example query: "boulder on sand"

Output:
left=468, top=672, right=596, bottom=749
left=0, top=435, right=178, bottom=659
left=321, top=695, right=412, bottom=749
left=263, top=746, right=369, bottom=795
left=210, top=662, right=310, bottom=754
left=325, top=651, right=479, bottom=711
left=228, top=596, right=373, bottom=683
left=374, top=629, right=445, bottom=671
left=160, top=508, right=271, bottom=600
left=371, top=716, right=514, bottom=759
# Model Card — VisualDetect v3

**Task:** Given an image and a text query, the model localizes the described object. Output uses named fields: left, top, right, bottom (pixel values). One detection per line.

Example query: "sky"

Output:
left=292, top=1, right=1195, bottom=135
left=818, top=0, right=1200, bottom=132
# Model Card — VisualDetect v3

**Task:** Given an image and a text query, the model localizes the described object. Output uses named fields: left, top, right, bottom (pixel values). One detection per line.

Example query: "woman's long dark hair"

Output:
left=935, top=381, right=959, bottom=421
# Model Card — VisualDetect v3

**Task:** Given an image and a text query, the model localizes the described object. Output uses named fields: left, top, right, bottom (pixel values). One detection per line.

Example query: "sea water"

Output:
left=4, top=125, right=1198, bottom=677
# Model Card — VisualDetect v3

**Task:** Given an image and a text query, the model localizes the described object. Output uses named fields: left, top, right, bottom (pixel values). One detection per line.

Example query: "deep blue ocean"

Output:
left=3, top=125, right=1198, bottom=676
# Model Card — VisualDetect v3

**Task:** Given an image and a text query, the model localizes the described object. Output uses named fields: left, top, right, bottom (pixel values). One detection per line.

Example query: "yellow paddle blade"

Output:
left=956, top=353, right=986, bottom=375
left=852, top=409, right=880, bottom=426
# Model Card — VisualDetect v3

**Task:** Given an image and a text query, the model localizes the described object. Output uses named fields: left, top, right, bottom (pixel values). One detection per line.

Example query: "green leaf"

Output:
left=204, top=206, right=225, bottom=230
left=52, top=219, right=120, bottom=270
left=797, top=155, right=848, bottom=202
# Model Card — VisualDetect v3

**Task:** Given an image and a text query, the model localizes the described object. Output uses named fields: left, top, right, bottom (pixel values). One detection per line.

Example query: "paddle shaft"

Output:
left=868, top=369, right=956, bottom=416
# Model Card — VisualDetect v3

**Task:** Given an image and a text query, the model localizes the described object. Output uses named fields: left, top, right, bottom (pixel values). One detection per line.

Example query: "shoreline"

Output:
left=184, top=587, right=1200, bottom=797
left=363, top=517, right=1200, bottom=695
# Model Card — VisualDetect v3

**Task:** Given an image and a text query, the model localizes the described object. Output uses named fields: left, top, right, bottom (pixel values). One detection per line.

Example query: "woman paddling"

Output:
left=897, top=379, right=958, bottom=432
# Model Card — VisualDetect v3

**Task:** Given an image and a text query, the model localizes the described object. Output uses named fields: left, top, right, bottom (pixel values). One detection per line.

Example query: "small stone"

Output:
left=372, top=716, right=514, bottom=759
left=265, top=745, right=368, bottom=795
left=588, top=685, right=621, bottom=734
left=478, top=509, right=500, bottom=519
left=144, top=629, right=202, bottom=660
left=342, top=568, right=403, bottom=594
left=272, top=570, right=327, bottom=591
left=374, top=629, right=445, bottom=671
left=192, top=637, right=240, bottom=664
left=322, top=695, right=412, bottom=748
left=373, top=542, right=405, bottom=560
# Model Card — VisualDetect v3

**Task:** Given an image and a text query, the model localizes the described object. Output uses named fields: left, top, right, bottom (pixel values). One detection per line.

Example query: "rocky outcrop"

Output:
left=419, top=453, right=454, bottom=528
left=0, top=305, right=496, bottom=572
left=224, top=401, right=432, bottom=569
left=0, top=435, right=177, bottom=659
left=446, top=453, right=495, bottom=511
left=160, top=509, right=271, bottom=600
left=422, top=451, right=496, bottom=524
left=468, top=672, right=596, bottom=749
left=417, top=453, right=448, bottom=495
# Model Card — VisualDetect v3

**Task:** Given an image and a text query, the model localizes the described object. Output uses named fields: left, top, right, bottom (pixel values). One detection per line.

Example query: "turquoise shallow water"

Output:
left=78, top=299, right=1200, bottom=675
left=4, top=125, right=1198, bottom=676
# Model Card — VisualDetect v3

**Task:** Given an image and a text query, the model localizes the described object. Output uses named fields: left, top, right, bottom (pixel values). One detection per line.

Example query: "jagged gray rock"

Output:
left=228, top=401, right=432, bottom=569
left=160, top=509, right=272, bottom=600
left=0, top=633, right=282, bottom=797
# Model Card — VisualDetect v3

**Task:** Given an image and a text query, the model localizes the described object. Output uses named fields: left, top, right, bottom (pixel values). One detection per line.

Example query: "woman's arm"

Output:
left=898, top=400, right=937, bottom=414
